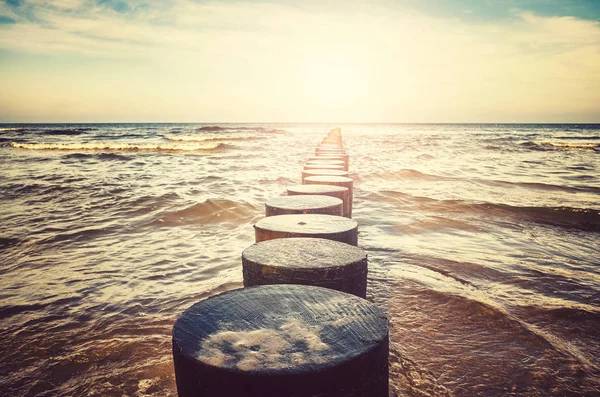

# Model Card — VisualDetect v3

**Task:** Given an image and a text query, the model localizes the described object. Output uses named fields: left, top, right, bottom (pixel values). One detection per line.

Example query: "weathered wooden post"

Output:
left=265, top=195, right=343, bottom=216
left=308, top=154, right=349, bottom=170
left=303, top=164, right=345, bottom=171
left=242, top=237, right=368, bottom=297
left=254, top=214, right=358, bottom=245
left=301, top=169, right=349, bottom=183
left=303, top=175, right=354, bottom=218
left=172, top=285, right=389, bottom=397
left=287, top=184, right=351, bottom=218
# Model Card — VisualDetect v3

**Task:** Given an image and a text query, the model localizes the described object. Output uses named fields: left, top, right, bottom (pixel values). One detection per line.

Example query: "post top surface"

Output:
left=243, top=237, right=366, bottom=268
left=266, top=195, right=343, bottom=211
left=287, top=184, right=348, bottom=194
left=173, top=285, right=388, bottom=375
left=302, top=169, right=349, bottom=177
left=254, top=214, right=357, bottom=234
left=304, top=175, right=353, bottom=184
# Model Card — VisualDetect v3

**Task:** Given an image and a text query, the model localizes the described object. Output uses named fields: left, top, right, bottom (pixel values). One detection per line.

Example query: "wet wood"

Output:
left=303, top=175, right=354, bottom=218
left=318, top=143, right=343, bottom=147
left=287, top=184, right=350, bottom=217
left=316, top=148, right=346, bottom=155
left=254, top=214, right=358, bottom=245
left=303, top=164, right=345, bottom=171
left=308, top=154, right=349, bottom=169
left=173, top=284, right=389, bottom=397
left=242, top=237, right=368, bottom=297
left=305, top=160, right=345, bottom=166
left=301, top=169, right=349, bottom=183
left=265, top=195, right=343, bottom=217
left=305, top=159, right=347, bottom=171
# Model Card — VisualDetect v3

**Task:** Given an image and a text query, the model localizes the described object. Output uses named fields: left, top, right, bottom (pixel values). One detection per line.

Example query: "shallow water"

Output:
left=1, top=123, right=599, bottom=396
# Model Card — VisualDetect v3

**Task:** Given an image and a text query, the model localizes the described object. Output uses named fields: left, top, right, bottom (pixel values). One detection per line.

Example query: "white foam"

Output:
left=163, top=134, right=255, bottom=142
left=10, top=141, right=221, bottom=152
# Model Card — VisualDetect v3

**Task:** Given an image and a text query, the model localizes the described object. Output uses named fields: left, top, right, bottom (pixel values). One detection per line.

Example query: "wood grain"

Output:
left=265, top=195, right=343, bottom=217
left=173, top=285, right=388, bottom=397
left=242, top=237, right=368, bottom=297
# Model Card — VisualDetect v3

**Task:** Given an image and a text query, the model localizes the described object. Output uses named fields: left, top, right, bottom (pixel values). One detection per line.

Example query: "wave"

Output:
left=61, top=152, right=132, bottom=161
left=378, top=190, right=600, bottom=232
left=196, top=126, right=227, bottom=132
left=521, top=141, right=600, bottom=152
left=365, top=169, right=600, bottom=194
left=150, top=198, right=258, bottom=226
left=195, top=126, right=284, bottom=133
left=162, top=134, right=262, bottom=142
left=0, top=127, right=27, bottom=133
left=0, top=237, right=20, bottom=249
left=394, top=216, right=483, bottom=234
left=11, top=141, right=233, bottom=153
left=555, top=136, right=600, bottom=141
left=40, top=129, right=94, bottom=136
left=481, top=178, right=600, bottom=194
left=358, top=169, right=447, bottom=182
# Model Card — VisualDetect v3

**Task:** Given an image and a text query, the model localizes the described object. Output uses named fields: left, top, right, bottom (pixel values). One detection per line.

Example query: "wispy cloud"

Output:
left=0, top=15, right=16, bottom=24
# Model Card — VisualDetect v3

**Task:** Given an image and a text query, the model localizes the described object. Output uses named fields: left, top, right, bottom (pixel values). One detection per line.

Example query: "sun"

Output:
left=298, top=49, right=371, bottom=111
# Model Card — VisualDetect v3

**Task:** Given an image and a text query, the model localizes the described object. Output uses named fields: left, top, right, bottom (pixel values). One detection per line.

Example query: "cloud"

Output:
left=0, top=15, right=15, bottom=23
left=98, top=0, right=131, bottom=13
left=0, top=1, right=598, bottom=122
left=5, top=0, right=21, bottom=8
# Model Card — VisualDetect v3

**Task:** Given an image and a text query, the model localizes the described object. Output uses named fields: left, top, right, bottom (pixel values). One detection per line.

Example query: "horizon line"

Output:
left=1, top=122, right=600, bottom=125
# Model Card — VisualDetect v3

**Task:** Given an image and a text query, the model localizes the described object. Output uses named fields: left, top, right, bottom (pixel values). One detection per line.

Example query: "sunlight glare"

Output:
left=299, top=49, right=371, bottom=111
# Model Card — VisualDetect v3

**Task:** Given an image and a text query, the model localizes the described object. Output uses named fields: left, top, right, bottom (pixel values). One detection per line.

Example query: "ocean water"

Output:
left=0, top=123, right=599, bottom=396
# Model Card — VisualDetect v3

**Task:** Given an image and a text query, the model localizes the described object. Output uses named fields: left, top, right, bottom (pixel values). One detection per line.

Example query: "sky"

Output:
left=0, top=0, right=599, bottom=123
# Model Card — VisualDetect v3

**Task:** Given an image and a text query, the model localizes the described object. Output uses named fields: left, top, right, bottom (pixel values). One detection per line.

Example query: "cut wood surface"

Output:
left=242, top=237, right=368, bottom=297
left=303, top=176, right=354, bottom=217
left=287, top=184, right=350, bottom=217
left=254, top=214, right=358, bottom=245
left=265, top=195, right=343, bottom=216
left=173, top=284, right=389, bottom=397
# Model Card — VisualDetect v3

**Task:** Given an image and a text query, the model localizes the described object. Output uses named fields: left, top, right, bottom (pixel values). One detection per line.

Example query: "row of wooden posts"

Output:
left=172, top=128, right=390, bottom=397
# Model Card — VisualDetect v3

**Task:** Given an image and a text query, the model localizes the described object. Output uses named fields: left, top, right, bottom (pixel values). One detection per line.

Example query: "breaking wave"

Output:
left=39, top=128, right=98, bottom=136
left=195, top=126, right=284, bottom=133
left=162, top=134, right=262, bottom=142
left=11, top=141, right=233, bottom=153
left=521, top=141, right=600, bottom=152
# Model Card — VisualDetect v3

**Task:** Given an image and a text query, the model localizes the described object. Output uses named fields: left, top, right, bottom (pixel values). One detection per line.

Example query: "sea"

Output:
left=0, top=123, right=599, bottom=397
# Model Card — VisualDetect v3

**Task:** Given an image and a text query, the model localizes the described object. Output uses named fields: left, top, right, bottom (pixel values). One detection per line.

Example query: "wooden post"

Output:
left=254, top=214, right=358, bottom=246
left=303, top=175, right=354, bottom=218
left=303, top=164, right=345, bottom=171
left=308, top=154, right=349, bottom=170
left=301, top=169, right=349, bottom=183
left=265, top=195, right=343, bottom=217
left=172, top=285, right=389, bottom=397
left=242, top=238, right=368, bottom=297
left=287, top=184, right=350, bottom=218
